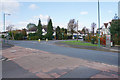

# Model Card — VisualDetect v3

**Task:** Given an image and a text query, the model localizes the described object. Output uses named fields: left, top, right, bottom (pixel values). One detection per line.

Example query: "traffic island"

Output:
left=55, top=41, right=119, bottom=53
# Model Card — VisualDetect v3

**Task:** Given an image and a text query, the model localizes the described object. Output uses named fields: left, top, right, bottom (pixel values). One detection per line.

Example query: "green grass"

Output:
left=60, top=40, right=98, bottom=47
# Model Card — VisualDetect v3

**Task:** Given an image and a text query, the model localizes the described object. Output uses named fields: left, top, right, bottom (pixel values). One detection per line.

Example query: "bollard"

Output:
left=46, top=38, right=48, bottom=42
left=38, top=39, right=40, bottom=42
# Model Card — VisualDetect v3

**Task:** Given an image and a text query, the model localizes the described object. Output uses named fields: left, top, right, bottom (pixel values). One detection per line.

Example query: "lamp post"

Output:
left=3, top=13, right=11, bottom=43
left=98, top=0, right=101, bottom=47
left=77, top=20, right=78, bottom=41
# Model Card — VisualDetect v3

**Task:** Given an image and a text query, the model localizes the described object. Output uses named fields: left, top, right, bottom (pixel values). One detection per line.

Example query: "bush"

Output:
left=100, top=36, right=106, bottom=45
left=28, top=33, right=40, bottom=40
left=113, top=34, right=120, bottom=45
left=67, top=35, right=72, bottom=39
left=28, top=36, right=39, bottom=40
left=85, top=34, right=91, bottom=42
left=83, top=36, right=86, bottom=41
left=28, top=33, right=36, bottom=37
left=14, top=33, right=24, bottom=40
left=1, top=35, right=5, bottom=38
left=91, top=36, right=98, bottom=44
left=64, top=34, right=68, bottom=40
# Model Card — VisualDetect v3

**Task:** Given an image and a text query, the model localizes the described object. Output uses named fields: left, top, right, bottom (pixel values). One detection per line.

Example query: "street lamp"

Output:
left=77, top=20, right=78, bottom=41
left=3, top=13, right=11, bottom=43
left=98, top=0, right=101, bottom=47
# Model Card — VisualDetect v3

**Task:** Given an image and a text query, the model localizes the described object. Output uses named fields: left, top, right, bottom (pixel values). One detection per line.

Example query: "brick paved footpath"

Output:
left=2, top=46, right=119, bottom=78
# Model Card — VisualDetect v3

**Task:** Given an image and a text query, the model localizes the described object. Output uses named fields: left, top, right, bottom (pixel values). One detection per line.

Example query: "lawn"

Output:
left=60, top=40, right=98, bottom=47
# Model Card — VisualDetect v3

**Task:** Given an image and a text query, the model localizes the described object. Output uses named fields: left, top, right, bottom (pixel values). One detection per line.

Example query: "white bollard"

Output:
left=46, top=38, right=48, bottom=42
left=38, top=39, right=40, bottom=42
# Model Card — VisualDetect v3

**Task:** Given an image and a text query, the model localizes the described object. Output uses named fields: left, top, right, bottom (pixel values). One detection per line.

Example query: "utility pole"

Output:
left=98, top=0, right=101, bottom=47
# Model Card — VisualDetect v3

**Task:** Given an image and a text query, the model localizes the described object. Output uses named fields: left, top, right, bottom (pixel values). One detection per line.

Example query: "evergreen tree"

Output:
left=110, top=19, right=120, bottom=45
left=37, top=19, right=42, bottom=39
left=65, top=29, right=67, bottom=34
left=56, top=26, right=61, bottom=40
left=47, top=19, right=53, bottom=40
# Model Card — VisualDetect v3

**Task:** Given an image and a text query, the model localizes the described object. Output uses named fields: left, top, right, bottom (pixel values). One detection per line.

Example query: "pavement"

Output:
left=1, top=40, right=119, bottom=79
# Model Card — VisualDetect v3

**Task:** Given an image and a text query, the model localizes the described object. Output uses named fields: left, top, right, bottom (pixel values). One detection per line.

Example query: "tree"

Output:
left=14, top=33, right=24, bottom=40
left=27, top=23, right=37, bottom=31
left=91, top=22, right=96, bottom=36
left=6, top=25, right=14, bottom=40
left=56, top=26, right=61, bottom=40
left=21, top=29, right=27, bottom=38
left=82, top=27, right=86, bottom=34
left=6, top=25, right=14, bottom=31
left=65, top=29, right=67, bottom=34
left=47, top=19, right=53, bottom=40
left=82, top=26, right=89, bottom=34
left=67, top=19, right=77, bottom=36
left=110, top=19, right=120, bottom=45
left=36, top=19, right=43, bottom=39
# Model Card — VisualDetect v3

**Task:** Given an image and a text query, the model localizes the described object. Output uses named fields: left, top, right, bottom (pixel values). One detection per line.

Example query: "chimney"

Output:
left=104, top=23, right=108, bottom=28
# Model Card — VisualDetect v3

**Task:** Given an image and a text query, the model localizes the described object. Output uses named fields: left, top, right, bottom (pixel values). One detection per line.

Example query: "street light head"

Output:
left=7, top=14, right=11, bottom=15
left=5, top=13, right=11, bottom=15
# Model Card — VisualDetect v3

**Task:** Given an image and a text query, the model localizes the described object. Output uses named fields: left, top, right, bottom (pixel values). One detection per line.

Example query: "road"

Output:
left=9, top=40, right=118, bottom=66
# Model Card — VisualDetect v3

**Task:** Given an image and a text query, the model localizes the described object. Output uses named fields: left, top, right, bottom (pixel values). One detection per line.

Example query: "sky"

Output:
left=0, top=0, right=119, bottom=32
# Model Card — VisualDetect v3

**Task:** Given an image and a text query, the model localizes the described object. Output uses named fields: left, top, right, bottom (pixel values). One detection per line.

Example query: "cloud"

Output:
left=29, top=4, right=38, bottom=10
left=0, top=0, right=20, bottom=13
left=13, top=14, right=50, bottom=30
left=80, top=11, right=88, bottom=15
left=34, top=15, right=49, bottom=20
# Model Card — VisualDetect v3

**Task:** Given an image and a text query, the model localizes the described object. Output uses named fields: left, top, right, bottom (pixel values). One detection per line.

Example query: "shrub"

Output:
left=91, top=36, right=98, bottom=44
left=1, top=35, right=5, bottom=38
left=28, top=33, right=36, bottom=37
left=64, top=34, right=68, bottom=40
left=67, top=35, right=72, bottom=39
left=100, top=36, right=106, bottom=45
left=14, top=33, right=24, bottom=40
left=28, top=36, right=39, bottom=40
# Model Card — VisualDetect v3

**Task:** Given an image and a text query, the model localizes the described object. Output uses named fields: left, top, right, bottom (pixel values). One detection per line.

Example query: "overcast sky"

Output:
left=0, top=0, right=118, bottom=32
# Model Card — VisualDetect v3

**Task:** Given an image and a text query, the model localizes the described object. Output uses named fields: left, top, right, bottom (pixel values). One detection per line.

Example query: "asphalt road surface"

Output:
left=9, top=40, right=118, bottom=66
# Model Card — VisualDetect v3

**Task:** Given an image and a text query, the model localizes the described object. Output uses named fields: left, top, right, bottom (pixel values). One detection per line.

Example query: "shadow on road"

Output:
left=2, top=59, right=39, bottom=78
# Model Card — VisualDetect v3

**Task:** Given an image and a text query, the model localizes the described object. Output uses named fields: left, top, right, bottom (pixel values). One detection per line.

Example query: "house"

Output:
left=98, top=23, right=111, bottom=35
left=97, top=14, right=119, bottom=35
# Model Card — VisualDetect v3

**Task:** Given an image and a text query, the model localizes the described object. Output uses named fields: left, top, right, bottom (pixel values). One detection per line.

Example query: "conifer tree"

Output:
left=47, top=19, right=53, bottom=40
left=37, top=19, right=42, bottom=39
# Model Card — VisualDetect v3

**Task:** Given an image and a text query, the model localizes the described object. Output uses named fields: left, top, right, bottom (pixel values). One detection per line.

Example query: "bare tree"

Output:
left=6, top=25, right=14, bottom=40
left=91, top=22, right=96, bottom=36
left=67, top=19, right=77, bottom=36
left=82, top=26, right=89, bottom=35
left=6, top=25, right=14, bottom=31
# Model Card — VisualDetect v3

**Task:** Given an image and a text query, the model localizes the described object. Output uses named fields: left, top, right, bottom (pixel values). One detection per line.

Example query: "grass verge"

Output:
left=60, top=40, right=98, bottom=47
